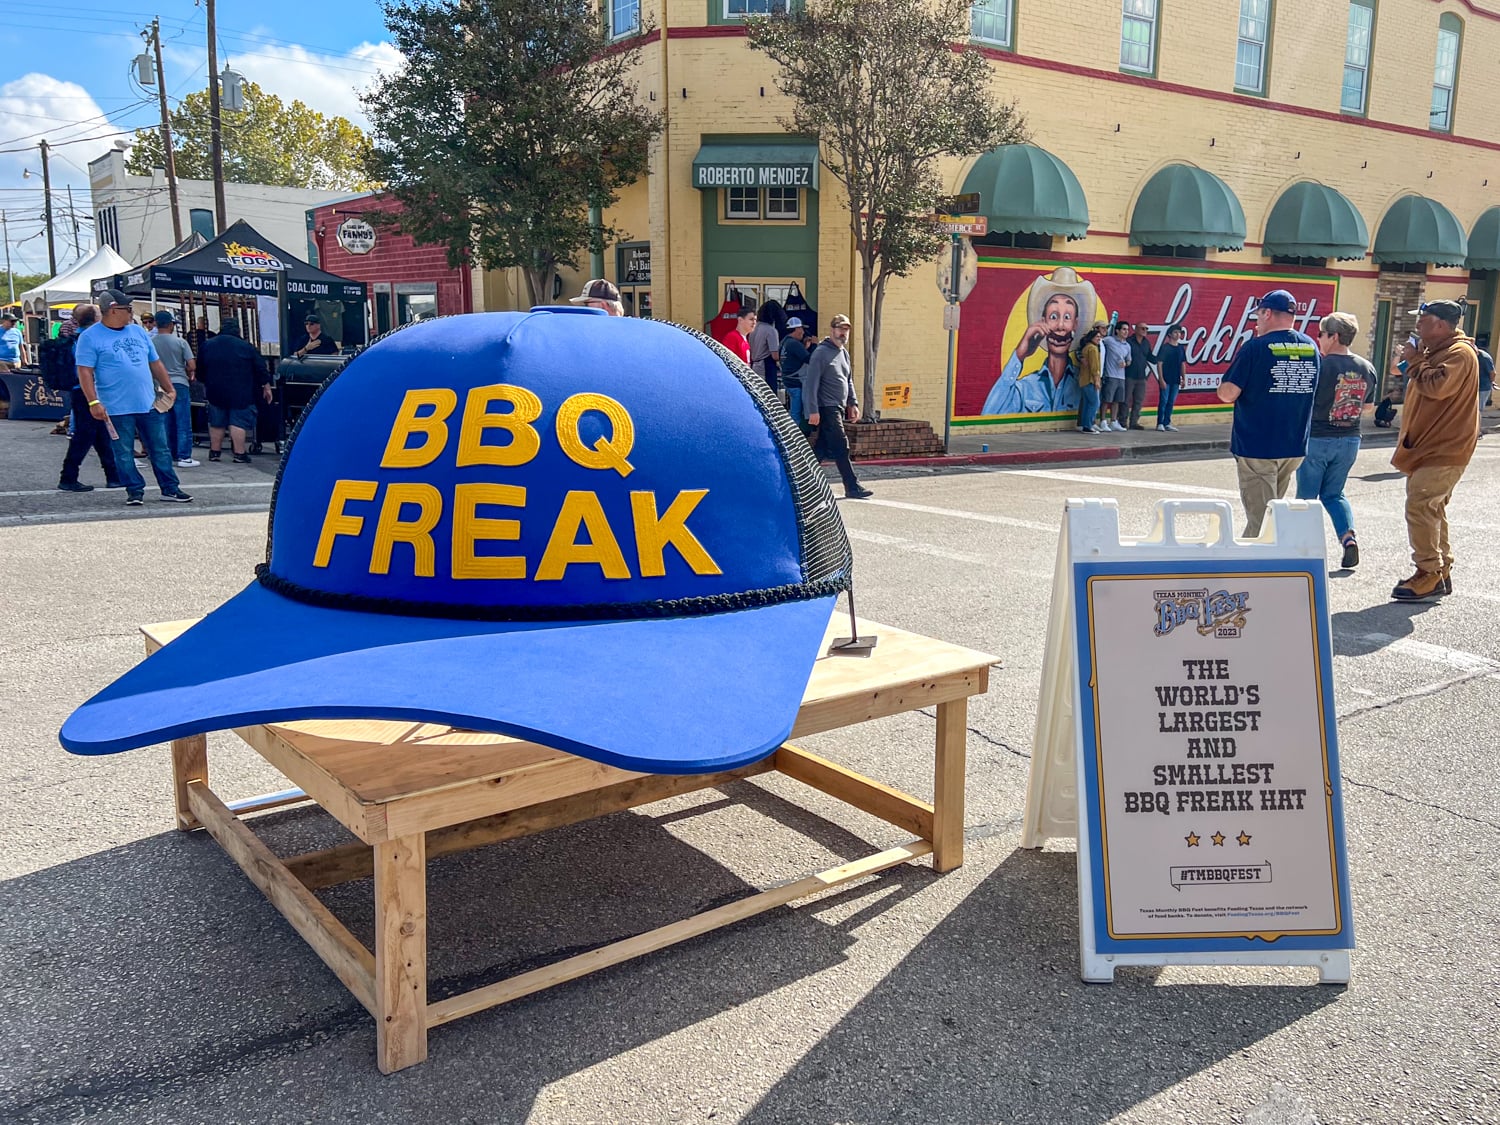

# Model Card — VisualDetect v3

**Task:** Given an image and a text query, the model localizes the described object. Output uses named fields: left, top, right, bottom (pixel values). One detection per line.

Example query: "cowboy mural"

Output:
left=981, top=266, right=1100, bottom=415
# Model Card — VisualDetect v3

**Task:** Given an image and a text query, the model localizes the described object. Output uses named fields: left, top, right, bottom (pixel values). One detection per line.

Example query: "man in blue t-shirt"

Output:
left=0, top=311, right=27, bottom=369
left=1217, top=290, right=1319, bottom=537
left=75, top=290, right=190, bottom=506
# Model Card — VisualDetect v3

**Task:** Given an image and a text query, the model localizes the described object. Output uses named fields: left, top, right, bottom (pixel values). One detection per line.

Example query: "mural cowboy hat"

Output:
left=1024, top=267, right=1100, bottom=343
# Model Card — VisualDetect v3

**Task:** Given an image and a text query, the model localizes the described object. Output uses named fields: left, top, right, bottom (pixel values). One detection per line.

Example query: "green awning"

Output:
left=1371, top=195, right=1467, bottom=266
left=1129, top=164, right=1246, bottom=250
left=1262, top=181, right=1369, bottom=261
left=691, top=142, right=819, bottom=191
left=959, top=143, right=1089, bottom=239
left=1466, top=206, right=1500, bottom=270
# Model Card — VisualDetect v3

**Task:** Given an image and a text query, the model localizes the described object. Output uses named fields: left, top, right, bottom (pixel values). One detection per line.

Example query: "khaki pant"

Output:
left=1404, top=463, right=1467, bottom=573
left=1236, top=456, right=1302, bottom=538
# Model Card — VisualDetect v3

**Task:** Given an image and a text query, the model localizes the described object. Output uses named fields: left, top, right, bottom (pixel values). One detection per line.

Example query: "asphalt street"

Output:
left=1, top=416, right=1497, bottom=1124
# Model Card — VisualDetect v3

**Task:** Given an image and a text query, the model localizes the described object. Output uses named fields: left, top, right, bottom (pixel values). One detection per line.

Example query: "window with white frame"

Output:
left=1120, top=0, right=1157, bottom=74
left=726, top=0, right=784, bottom=16
left=1235, top=0, right=1271, bottom=93
left=609, top=0, right=638, bottom=37
left=1430, top=14, right=1461, bottom=132
left=971, top=0, right=1013, bottom=48
left=765, top=187, right=800, bottom=220
left=725, top=186, right=761, bottom=219
left=1341, top=0, right=1373, bottom=114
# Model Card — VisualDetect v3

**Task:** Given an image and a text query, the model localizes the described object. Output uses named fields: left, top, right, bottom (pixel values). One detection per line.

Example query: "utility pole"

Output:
left=2, top=210, right=14, bottom=304
left=39, top=140, right=56, bottom=276
left=66, top=185, right=81, bottom=258
left=206, top=0, right=227, bottom=231
left=150, top=17, right=184, bottom=243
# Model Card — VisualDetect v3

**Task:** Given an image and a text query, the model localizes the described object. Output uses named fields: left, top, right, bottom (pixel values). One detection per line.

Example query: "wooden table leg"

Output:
left=170, top=734, right=208, bottom=831
left=933, top=698, right=967, bottom=873
left=374, top=833, right=428, bottom=1073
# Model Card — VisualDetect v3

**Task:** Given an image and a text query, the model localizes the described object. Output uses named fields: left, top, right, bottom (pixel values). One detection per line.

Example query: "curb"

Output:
left=855, top=430, right=1401, bottom=471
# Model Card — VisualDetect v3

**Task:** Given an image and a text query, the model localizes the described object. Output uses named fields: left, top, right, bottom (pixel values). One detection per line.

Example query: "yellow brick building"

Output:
left=527, top=0, right=1500, bottom=434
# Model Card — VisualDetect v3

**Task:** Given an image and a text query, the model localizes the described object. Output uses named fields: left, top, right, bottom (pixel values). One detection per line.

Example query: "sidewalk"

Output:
left=858, top=419, right=1404, bottom=470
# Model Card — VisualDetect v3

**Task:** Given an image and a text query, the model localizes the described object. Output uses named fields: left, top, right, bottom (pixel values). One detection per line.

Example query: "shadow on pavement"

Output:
left=1330, top=600, right=1435, bottom=656
left=0, top=794, right=928, bottom=1123
left=741, top=849, right=1342, bottom=1125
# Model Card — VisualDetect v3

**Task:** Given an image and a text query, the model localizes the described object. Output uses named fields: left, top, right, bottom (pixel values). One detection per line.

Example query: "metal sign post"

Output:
left=935, top=215, right=983, bottom=453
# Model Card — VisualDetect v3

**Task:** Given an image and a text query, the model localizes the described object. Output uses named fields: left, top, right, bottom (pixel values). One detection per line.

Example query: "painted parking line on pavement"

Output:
left=1006, top=468, right=1239, bottom=498
left=1357, top=632, right=1500, bottom=673
left=846, top=529, right=994, bottom=566
left=858, top=497, right=1054, bottom=532
left=0, top=481, right=275, bottom=499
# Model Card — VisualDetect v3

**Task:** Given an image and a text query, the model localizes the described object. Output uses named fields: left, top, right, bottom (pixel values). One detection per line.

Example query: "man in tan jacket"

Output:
left=1391, top=299, right=1480, bottom=601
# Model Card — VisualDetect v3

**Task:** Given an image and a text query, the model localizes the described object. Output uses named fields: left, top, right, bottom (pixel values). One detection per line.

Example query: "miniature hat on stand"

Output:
left=62, top=310, right=854, bottom=774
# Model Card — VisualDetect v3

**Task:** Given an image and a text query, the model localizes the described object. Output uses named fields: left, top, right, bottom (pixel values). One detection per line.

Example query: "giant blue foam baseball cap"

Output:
left=61, top=309, right=853, bottom=773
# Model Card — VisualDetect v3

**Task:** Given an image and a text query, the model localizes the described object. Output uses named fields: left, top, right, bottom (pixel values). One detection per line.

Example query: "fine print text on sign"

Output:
left=882, top=383, right=912, bottom=410
left=1080, top=570, right=1347, bottom=945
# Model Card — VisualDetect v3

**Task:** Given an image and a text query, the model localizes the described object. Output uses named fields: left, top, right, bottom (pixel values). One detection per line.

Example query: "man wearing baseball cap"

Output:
left=1217, top=290, right=1318, bottom=538
left=568, top=278, right=624, bottom=316
left=803, top=314, right=872, bottom=500
left=779, top=317, right=813, bottom=431
left=75, top=290, right=191, bottom=506
left=1389, top=298, right=1480, bottom=601
left=0, top=310, right=26, bottom=371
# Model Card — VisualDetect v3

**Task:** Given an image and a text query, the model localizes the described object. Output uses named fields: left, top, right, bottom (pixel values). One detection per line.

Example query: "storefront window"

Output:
left=396, top=283, right=438, bottom=324
left=725, top=187, right=761, bottom=219
left=970, top=0, right=1013, bottom=48
left=1120, top=0, right=1157, bottom=75
left=765, top=187, right=800, bottom=220
left=1341, top=0, right=1373, bottom=115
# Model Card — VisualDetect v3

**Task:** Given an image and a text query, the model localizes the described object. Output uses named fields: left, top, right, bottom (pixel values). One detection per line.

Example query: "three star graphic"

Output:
left=1184, top=830, right=1254, bottom=848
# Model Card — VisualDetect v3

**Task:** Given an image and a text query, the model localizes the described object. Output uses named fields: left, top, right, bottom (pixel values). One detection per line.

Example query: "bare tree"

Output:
left=364, top=0, right=662, bottom=305
left=748, top=0, right=1025, bottom=412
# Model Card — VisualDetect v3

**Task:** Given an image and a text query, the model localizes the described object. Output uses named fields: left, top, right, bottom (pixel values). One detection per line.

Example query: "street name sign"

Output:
left=1022, top=498, right=1354, bottom=983
left=935, top=214, right=987, bottom=237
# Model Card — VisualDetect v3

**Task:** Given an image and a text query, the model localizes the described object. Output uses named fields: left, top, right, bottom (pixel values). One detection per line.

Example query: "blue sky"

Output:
left=0, top=0, right=400, bottom=273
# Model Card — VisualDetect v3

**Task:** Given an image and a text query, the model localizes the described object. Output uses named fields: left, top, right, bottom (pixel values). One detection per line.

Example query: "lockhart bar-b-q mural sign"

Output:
left=953, top=257, right=1341, bottom=421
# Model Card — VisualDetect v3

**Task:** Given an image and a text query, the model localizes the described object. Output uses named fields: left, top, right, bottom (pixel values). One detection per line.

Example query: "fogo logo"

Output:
left=220, top=241, right=285, bottom=273
left=1153, top=588, right=1251, bottom=639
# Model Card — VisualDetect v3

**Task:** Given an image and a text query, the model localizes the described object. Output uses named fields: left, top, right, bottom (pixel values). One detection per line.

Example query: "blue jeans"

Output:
left=1295, top=434, right=1359, bottom=541
left=168, top=382, right=193, bottom=460
left=1156, top=382, right=1180, bottom=426
left=1078, top=383, right=1099, bottom=429
left=110, top=410, right=181, bottom=497
left=786, top=383, right=807, bottom=431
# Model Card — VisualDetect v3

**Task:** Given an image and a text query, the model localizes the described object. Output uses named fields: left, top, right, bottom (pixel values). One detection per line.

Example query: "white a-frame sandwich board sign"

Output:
left=1024, top=498, right=1353, bottom=984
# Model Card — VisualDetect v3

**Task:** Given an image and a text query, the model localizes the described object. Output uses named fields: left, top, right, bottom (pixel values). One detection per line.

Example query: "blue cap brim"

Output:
left=60, top=583, right=837, bottom=774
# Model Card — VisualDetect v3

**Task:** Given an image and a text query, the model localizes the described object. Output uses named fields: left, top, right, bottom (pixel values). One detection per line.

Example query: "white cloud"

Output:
left=165, top=40, right=404, bottom=131
left=0, top=74, right=127, bottom=269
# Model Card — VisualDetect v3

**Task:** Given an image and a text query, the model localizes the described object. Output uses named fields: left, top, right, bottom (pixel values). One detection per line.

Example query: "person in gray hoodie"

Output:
left=801, top=313, right=872, bottom=499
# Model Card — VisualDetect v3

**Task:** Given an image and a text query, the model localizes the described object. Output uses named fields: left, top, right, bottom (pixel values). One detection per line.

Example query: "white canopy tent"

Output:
left=19, top=246, right=133, bottom=314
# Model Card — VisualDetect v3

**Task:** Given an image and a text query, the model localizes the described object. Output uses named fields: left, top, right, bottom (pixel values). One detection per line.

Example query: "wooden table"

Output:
left=145, top=614, right=996, bottom=1073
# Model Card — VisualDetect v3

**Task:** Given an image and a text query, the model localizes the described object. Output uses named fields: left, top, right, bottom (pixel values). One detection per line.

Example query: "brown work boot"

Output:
left=1391, top=569, right=1445, bottom=602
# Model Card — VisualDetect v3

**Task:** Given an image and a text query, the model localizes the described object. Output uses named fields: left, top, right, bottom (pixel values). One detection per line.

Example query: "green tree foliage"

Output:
left=4, top=272, right=50, bottom=299
left=747, top=0, right=1025, bottom=410
left=127, top=81, right=375, bottom=192
left=362, top=0, right=662, bottom=305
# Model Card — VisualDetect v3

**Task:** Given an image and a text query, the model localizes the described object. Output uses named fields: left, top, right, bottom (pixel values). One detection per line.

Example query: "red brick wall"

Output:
left=309, top=195, right=472, bottom=316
